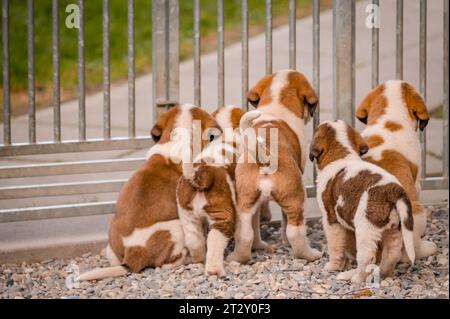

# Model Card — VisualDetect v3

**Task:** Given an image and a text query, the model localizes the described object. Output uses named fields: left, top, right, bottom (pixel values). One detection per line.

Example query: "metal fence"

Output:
left=0, top=0, right=448, bottom=224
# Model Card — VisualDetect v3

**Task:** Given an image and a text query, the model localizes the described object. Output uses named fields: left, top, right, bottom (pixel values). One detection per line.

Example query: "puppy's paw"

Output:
left=351, top=272, right=366, bottom=285
left=226, top=251, right=250, bottom=264
left=324, top=261, right=344, bottom=272
left=336, top=269, right=357, bottom=281
left=205, top=263, right=226, bottom=278
left=302, top=248, right=322, bottom=262
left=418, top=240, right=437, bottom=259
left=252, top=240, right=273, bottom=253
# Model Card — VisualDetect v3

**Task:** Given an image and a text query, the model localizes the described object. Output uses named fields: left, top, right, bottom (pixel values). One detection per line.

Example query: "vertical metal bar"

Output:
left=152, top=0, right=179, bottom=119
left=152, top=0, right=165, bottom=120
left=443, top=0, right=449, bottom=179
left=332, top=0, right=355, bottom=125
left=27, top=0, right=35, bottom=143
left=313, top=0, right=320, bottom=181
left=52, top=0, right=60, bottom=142
left=419, top=0, right=426, bottom=179
left=265, top=0, right=272, bottom=74
left=396, top=0, right=403, bottom=79
left=151, top=0, right=157, bottom=119
left=289, top=0, right=296, bottom=70
left=168, top=0, right=179, bottom=104
left=2, top=0, right=10, bottom=145
left=242, top=0, right=248, bottom=110
left=217, top=0, right=224, bottom=107
left=194, top=0, right=201, bottom=107
left=371, top=0, right=379, bottom=88
left=78, top=0, right=86, bottom=140
left=103, top=0, right=110, bottom=139
left=128, top=0, right=135, bottom=137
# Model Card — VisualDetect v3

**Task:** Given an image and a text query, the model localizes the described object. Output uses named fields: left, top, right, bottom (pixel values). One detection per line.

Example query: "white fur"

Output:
left=106, top=244, right=121, bottom=266
left=214, top=105, right=235, bottom=133
left=258, top=178, right=273, bottom=199
left=205, top=229, right=229, bottom=277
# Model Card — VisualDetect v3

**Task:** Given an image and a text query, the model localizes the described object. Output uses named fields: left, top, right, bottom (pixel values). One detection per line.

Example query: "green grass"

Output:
left=0, top=0, right=326, bottom=116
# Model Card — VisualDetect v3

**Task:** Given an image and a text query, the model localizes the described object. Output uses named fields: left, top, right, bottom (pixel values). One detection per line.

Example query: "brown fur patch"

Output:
left=236, top=118, right=307, bottom=227
left=401, top=82, right=429, bottom=124
left=150, top=106, right=181, bottom=143
left=384, top=121, right=403, bottom=132
left=366, top=182, right=413, bottom=230
left=355, top=84, right=386, bottom=125
left=310, top=123, right=349, bottom=170
left=364, top=150, right=419, bottom=214
left=230, top=107, right=245, bottom=130
left=123, top=230, right=181, bottom=272
left=322, top=169, right=383, bottom=228
left=365, top=135, right=384, bottom=148
left=246, top=74, right=275, bottom=107
left=178, top=165, right=236, bottom=238
left=346, top=125, right=369, bottom=156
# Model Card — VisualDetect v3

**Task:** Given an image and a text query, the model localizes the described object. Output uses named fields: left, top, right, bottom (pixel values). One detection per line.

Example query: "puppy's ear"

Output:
left=402, top=82, right=430, bottom=131
left=359, top=143, right=369, bottom=156
left=356, top=84, right=384, bottom=125
left=247, top=74, right=273, bottom=107
left=293, top=72, right=319, bottom=119
left=150, top=104, right=179, bottom=143
left=346, top=125, right=369, bottom=156
left=356, top=96, right=370, bottom=125
left=309, top=145, right=322, bottom=162
left=151, top=125, right=162, bottom=142
left=247, top=90, right=261, bottom=107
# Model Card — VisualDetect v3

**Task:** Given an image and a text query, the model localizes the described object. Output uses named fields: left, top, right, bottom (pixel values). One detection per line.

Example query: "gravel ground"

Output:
left=1, top=208, right=448, bottom=299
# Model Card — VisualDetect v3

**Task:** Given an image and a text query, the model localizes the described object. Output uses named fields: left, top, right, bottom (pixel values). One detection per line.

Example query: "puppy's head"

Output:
left=246, top=70, right=318, bottom=123
left=356, top=81, right=429, bottom=131
left=151, top=104, right=222, bottom=149
left=310, top=120, right=369, bottom=170
left=211, top=105, right=245, bottom=131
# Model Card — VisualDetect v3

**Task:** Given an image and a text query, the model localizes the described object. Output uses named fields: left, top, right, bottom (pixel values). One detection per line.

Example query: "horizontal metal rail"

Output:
left=0, top=137, right=152, bottom=157
left=0, top=179, right=126, bottom=200
left=0, top=157, right=145, bottom=179
left=0, top=201, right=115, bottom=223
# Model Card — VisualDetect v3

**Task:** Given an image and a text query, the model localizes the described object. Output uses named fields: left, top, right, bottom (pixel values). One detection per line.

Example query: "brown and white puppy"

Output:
left=228, top=70, right=322, bottom=264
left=177, top=105, right=243, bottom=277
left=311, top=120, right=415, bottom=284
left=78, top=104, right=220, bottom=281
left=356, top=80, right=437, bottom=260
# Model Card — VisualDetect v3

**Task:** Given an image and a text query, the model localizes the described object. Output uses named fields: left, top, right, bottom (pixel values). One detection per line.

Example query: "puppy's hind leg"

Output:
left=273, top=190, right=321, bottom=261
left=351, top=221, right=381, bottom=285
left=281, top=213, right=289, bottom=245
left=227, top=205, right=258, bottom=264
left=179, top=208, right=206, bottom=263
left=205, top=229, right=229, bottom=277
left=322, top=221, right=347, bottom=272
left=379, top=229, right=403, bottom=278
left=251, top=205, right=273, bottom=252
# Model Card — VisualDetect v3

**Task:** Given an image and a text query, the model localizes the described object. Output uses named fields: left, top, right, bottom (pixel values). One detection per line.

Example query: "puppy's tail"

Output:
left=77, top=265, right=129, bottom=281
left=186, top=164, right=214, bottom=191
left=396, top=195, right=415, bottom=264
left=239, top=110, right=262, bottom=135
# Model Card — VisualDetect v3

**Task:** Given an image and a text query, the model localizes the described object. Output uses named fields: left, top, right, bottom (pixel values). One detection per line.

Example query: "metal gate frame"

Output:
left=0, top=0, right=448, bottom=224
